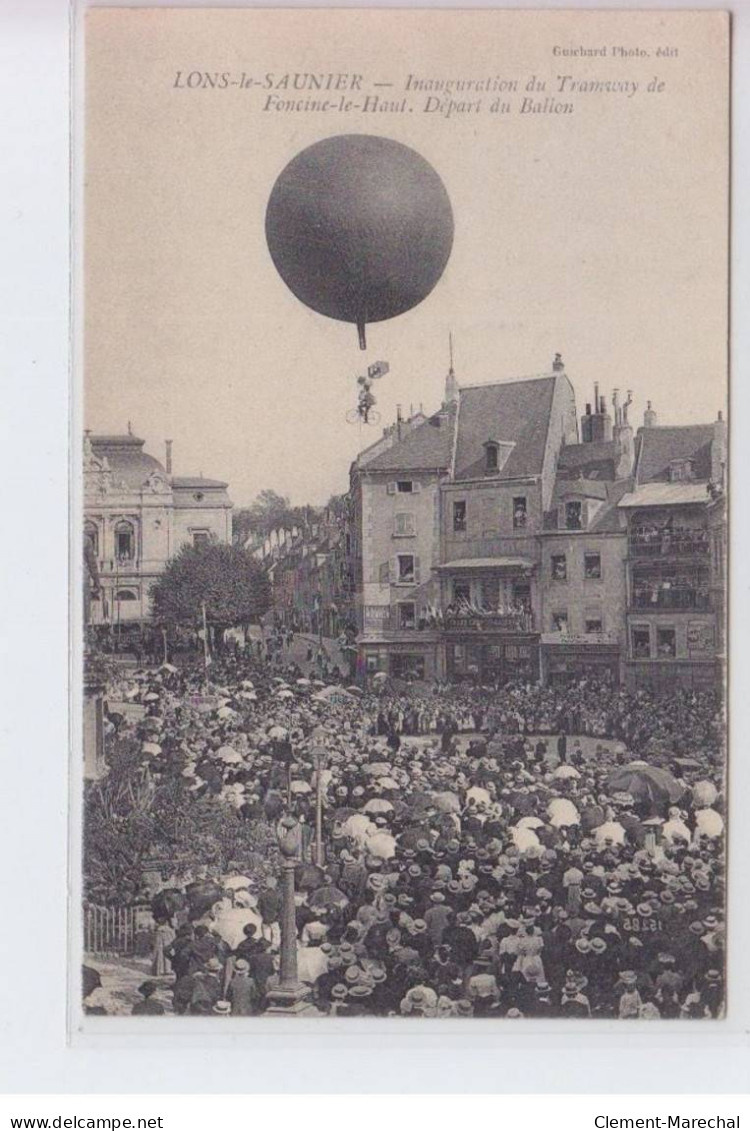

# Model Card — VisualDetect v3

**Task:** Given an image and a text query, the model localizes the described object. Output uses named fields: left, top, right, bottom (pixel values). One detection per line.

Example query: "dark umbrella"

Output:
left=309, top=884, right=349, bottom=912
left=295, top=863, right=326, bottom=891
left=186, top=879, right=224, bottom=919
left=82, top=965, right=101, bottom=998
left=606, top=762, right=685, bottom=807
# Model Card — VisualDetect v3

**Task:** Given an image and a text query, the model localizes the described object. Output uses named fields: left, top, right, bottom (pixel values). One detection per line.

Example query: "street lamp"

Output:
left=311, top=744, right=328, bottom=868
left=265, top=814, right=316, bottom=1015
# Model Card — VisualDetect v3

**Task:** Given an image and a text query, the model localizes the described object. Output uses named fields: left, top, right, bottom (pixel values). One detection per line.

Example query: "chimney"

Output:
left=165, top=439, right=173, bottom=475
left=612, top=392, right=635, bottom=480
left=552, top=353, right=564, bottom=372
left=711, top=411, right=728, bottom=485
left=583, top=386, right=613, bottom=443
left=643, top=401, right=657, bottom=428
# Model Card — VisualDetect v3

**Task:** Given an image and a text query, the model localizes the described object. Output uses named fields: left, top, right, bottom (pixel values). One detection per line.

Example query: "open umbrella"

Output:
left=593, top=821, right=626, bottom=847
left=553, top=765, right=581, bottom=781
left=547, top=798, right=580, bottom=828
left=212, top=908, right=262, bottom=949
left=342, top=814, right=375, bottom=841
left=366, top=831, right=397, bottom=859
left=222, top=874, right=253, bottom=891
left=346, top=685, right=363, bottom=695
left=376, top=777, right=399, bottom=791
left=516, top=815, right=545, bottom=830
left=692, top=780, right=719, bottom=808
left=217, top=746, right=243, bottom=764
left=142, top=742, right=161, bottom=756
left=82, top=965, right=102, bottom=998
left=662, top=816, right=692, bottom=844
left=363, top=798, right=393, bottom=814
left=309, top=884, right=349, bottom=911
left=239, top=691, right=257, bottom=701
left=276, top=689, right=295, bottom=700
left=268, top=726, right=288, bottom=740
left=431, top=791, right=461, bottom=814
left=241, top=680, right=255, bottom=690
left=295, top=863, right=326, bottom=890
left=217, top=706, right=237, bottom=719
left=290, top=780, right=312, bottom=795
left=512, top=826, right=541, bottom=853
left=296, top=678, right=312, bottom=687
left=695, top=808, right=724, bottom=839
left=372, top=671, right=388, bottom=682
left=606, top=763, right=684, bottom=806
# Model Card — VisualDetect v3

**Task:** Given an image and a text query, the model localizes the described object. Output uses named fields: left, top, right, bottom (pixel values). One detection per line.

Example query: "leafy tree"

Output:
left=150, top=541, right=271, bottom=631
left=233, top=489, right=314, bottom=544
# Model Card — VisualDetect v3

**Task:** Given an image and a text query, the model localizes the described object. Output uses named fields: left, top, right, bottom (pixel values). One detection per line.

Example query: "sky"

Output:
left=84, top=8, right=728, bottom=507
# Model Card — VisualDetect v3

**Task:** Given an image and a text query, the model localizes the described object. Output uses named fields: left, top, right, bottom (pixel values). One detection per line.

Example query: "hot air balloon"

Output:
left=265, top=134, right=454, bottom=349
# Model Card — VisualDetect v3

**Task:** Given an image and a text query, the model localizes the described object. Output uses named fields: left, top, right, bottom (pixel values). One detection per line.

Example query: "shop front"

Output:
left=445, top=634, right=540, bottom=685
left=540, top=633, right=621, bottom=687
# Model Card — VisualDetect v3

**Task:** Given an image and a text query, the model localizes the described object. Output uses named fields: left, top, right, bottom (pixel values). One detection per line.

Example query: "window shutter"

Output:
left=386, top=482, right=396, bottom=496
left=392, top=556, right=399, bottom=583
left=413, top=481, right=422, bottom=494
left=414, top=556, right=421, bottom=584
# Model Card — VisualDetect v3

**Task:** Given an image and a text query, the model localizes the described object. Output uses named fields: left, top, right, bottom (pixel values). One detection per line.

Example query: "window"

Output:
left=485, top=443, right=499, bottom=473
left=631, top=626, right=651, bottom=659
left=669, top=459, right=694, bottom=483
left=453, top=500, right=467, bottom=533
left=366, top=654, right=380, bottom=673
left=397, top=555, right=415, bottom=583
left=115, top=589, right=138, bottom=602
left=114, top=520, right=135, bottom=561
left=552, top=611, right=569, bottom=633
left=585, top=616, right=603, bottom=634
left=84, top=521, right=99, bottom=557
left=393, top=512, right=415, bottom=537
left=513, top=497, right=527, bottom=529
left=378, top=561, right=390, bottom=585
left=192, top=530, right=210, bottom=548
left=396, top=480, right=413, bottom=494
left=656, top=627, right=677, bottom=658
left=453, top=581, right=471, bottom=603
left=193, top=492, right=205, bottom=501
left=584, top=553, right=602, bottom=580
left=398, top=602, right=416, bottom=630
left=565, top=501, right=583, bottom=530
left=551, top=554, right=567, bottom=581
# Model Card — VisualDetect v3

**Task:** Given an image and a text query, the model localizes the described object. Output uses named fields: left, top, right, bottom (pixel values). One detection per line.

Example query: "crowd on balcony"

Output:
left=631, top=576, right=711, bottom=611
left=630, top=523, right=710, bottom=556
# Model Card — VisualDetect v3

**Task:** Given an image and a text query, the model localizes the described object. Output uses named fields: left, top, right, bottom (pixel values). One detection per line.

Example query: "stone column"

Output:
left=265, top=815, right=316, bottom=1015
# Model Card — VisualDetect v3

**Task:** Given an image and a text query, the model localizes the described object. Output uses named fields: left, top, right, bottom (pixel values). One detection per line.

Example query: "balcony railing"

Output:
left=631, top=589, right=712, bottom=611
left=444, top=612, right=534, bottom=633
left=629, top=529, right=709, bottom=558
left=361, top=606, right=533, bottom=634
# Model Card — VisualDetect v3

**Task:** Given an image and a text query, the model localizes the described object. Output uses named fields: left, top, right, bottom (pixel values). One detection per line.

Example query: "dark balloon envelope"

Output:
left=265, top=134, right=454, bottom=349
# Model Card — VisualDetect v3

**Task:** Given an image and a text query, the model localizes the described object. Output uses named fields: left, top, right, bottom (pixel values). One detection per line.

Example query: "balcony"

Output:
left=444, top=612, right=534, bottom=634
left=630, top=589, right=712, bottom=612
left=629, top=528, right=709, bottom=559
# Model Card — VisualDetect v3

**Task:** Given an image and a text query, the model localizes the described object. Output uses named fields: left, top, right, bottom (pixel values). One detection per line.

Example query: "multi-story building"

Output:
left=537, top=388, right=635, bottom=686
left=618, top=412, right=727, bottom=691
left=84, top=430, right=232, bottom=638
left=349, top=391, right=456, bottom=681
left=347, top=358, right=727, bottom=694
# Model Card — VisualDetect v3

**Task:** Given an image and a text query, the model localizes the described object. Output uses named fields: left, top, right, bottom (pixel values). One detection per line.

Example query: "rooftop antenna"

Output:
left=448, top=330, right=455, bottom=376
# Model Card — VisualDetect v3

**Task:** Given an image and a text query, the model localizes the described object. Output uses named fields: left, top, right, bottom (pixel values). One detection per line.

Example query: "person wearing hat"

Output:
left=424, top=891, right=453, bottom=946
left=226, top=958, right=259, bottom=1016
left=560, top=971, right=591, bottom=1018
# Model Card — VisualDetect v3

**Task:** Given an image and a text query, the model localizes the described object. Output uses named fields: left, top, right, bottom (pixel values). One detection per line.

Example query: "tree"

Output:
left=150, top=541, right=271, bottom=632
left=233, top=489, right=313, bottom=545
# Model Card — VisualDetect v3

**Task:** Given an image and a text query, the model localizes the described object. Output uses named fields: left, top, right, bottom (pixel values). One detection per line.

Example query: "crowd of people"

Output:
left=84, top=647, right=726, bottom=1020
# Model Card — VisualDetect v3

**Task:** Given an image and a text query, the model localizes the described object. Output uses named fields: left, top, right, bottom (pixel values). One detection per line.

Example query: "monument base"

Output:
left=265, top=979, right=318, bottom=1016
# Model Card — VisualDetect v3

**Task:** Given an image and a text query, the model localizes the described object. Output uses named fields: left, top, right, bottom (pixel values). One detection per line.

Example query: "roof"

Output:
left=362, top=411, right=455, bottom=472
left=557, top=440, right=617, bottom=476
left=89, top=434, right=167, bottom=489
left=635, top=425, right=715, bottom=484
left=171, top=476, right=228, bottom=489
left=436, top=557, right=535, bottom=571
left=553, top=479, right=609, bottom=503
left=618, top=482, right=711, bottom=508
left=453, top=375, right=557, bottom=481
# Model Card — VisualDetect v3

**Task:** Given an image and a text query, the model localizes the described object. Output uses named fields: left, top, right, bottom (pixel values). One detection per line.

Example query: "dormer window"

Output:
left=565, top=501, right=583, bottom=530
left=484, top=442, right=499, bottom=473
left=482, top=439, right=515, bottom=475
left=669, top=459, right=694, bottom=483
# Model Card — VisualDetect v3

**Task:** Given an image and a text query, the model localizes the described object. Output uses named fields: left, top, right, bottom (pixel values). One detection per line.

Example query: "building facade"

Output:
left=84, top=431, right=232, bottom=638
left=618, top=416, right=727, bottom=692
left=347, top=359, right=727, bottom=694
